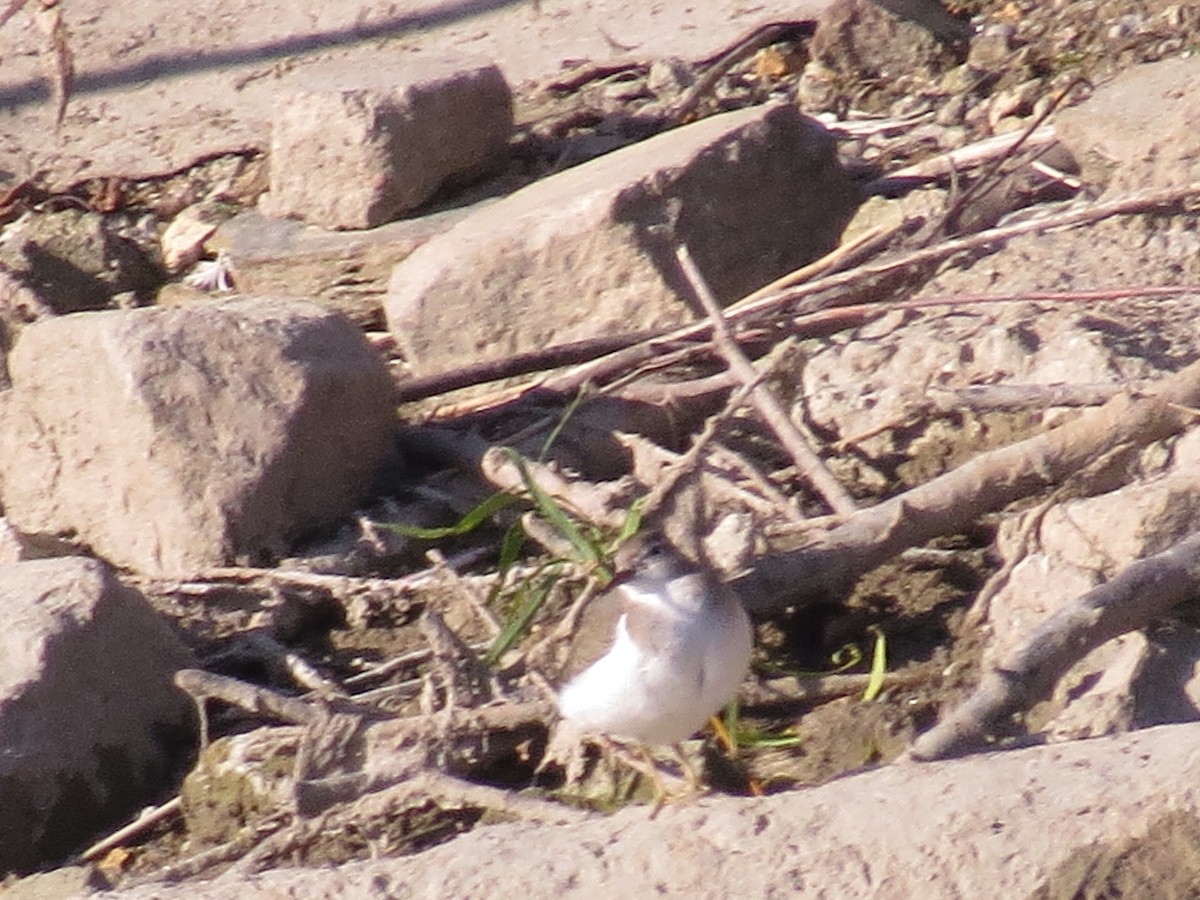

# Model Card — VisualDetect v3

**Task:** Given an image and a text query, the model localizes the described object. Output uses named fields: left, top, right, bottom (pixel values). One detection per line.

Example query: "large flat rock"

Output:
left=385, top=103, right=859, bottom=377
left=99, top=723, right=1200, bottom=898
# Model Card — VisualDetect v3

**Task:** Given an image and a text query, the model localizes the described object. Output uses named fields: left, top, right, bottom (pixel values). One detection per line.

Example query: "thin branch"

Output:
left=636, top=358, right=765, bottom=522
left=393, top=175, right=1200, bottom=409
left=676, top=244, right=857, bottom=515
left=929, top=77, right=1083, bottom=240
left=393, top=328, right=662, bottom=404
left=866, top=126, right=1058, bottom=192
left=736, top=357, right=1200, bottom=614
left=663, top=21, right=811, bottom=124
left=733, top=220, right=916, bottom=308
left=174, top=669, right=326, bottom=726
left=906, top=529, right=1200, bottom=761
left=79, top=797, right=183, bottom=862
left=397, top=426, right=632, bottom=529
left=739, top=180, right=1200, bottom=319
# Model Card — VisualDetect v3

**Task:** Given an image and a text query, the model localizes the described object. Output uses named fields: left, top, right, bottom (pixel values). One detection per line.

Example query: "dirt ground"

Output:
left=0, top=0, right=833, bottom=188
left=4, top=0, right=1200, bottom=895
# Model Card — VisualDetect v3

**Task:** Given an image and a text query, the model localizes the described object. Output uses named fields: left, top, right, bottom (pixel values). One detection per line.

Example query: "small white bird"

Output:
left=557, top=537, right=753, bottom=746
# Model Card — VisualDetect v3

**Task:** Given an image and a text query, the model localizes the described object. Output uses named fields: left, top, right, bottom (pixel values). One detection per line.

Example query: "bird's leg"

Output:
left=633, top=742, right=672, bottom=804
left=669, top=742, right=704, bottom=796
left=598, top=738, right=686, bottom=803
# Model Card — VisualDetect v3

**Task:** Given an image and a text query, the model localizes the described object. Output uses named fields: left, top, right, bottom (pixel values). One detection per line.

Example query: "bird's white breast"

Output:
left=557, top=575, right=752, bottom=745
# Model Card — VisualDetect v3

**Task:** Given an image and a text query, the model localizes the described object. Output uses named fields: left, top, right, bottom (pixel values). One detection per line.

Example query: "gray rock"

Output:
left=385, top=103, right=859, bottom=378
left=97, top=723, right=1200, bottom=899
left=1053, top=55, right=1200, bottom=194
left=808, top=0, right=958, bottom=92
left=209, top=206, right=479, bottom=329
left=0, top=557, right=193, bottom=875
left=0, top=209, right=161, bottom=314
left=263, top=61, right=513, bottom=230
left=0, top=298, right=397, bottom=574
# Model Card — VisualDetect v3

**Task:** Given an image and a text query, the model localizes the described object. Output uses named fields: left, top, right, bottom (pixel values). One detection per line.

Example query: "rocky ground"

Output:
left=4, top=0, right=1200, bottom=897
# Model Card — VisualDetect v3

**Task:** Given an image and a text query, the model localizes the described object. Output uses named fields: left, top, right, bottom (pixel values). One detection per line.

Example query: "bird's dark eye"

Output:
left=642, top=539, right=668, bottom=563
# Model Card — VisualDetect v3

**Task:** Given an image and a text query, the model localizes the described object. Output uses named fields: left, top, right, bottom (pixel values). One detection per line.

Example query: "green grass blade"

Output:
left=613, top=496, right=646, bottom=548
left=862, top=626, right=888, bottom=702
left=377, top=491, right=518, bottom=540
left=485, top=565, right=560, bottom=665
left=497, top=521, right=526, bottom=573
left=539, top=386, right=587, bottom=460
left=501, top=448, right=600, bottom=566
left=828, top=642, right=863, bottom=673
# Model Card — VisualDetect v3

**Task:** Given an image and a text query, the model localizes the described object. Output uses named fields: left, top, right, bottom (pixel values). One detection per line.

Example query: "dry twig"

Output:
left=738, top=357, right=1200, bottom=614
left=867, top=126, right=1058, bottom=191
left=398, top=425, right=634, bottom=532
left=663, top=21, right=810, bottom=124
left=80, top=797, right=183, bottom=863
left=393, top=182, right=1200, bottom=412
left=676, top=244, right=857, bottom=515
left=906, top=529, right=1200, bottom=761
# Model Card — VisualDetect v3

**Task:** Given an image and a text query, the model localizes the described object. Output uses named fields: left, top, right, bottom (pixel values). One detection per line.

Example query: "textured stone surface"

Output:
left=100, top=724, right=1200, bottom=899
left=0, top=298, right=396, bottom=574
left=385, top=103, right=859, bottom=377
left=0, top=557, right=193, bottom=875
left=800, top=0, right=964, bottom=112
left=0, top=209, right=160, bottom=313
left=263, top=61, right=513, bottom=230
left=984, top=427, right=1200, bottom=739
left=208, top=206, right=476, bottom=329
left=1054, top=55, right=1200, bottom=193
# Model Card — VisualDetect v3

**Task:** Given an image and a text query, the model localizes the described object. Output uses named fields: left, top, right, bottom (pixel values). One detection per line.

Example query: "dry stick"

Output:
left=636, top=356, right=770, bottom=522
left=733, top=221, right=910, bottom=307
left=533, top=182, right=1200, bottom=404
left=79, top=797, right=183, bottom=862
left=125, top=814, right=290, bottom=888
left=231, top=769, right=591, bottom=878
left=735, top=357, right=1200, bottom=615
left=175, top=669, right=325, bottom=725
left=616, top=370, right=736, bottom=405
left=0, top=0, right=29, bottom=28
left=676, top=244, right=858, bottom=515
left=737, top=180, right=1200, bottom=318
left=343, top=645, right=442, bottom=687
left=890, top=284, right=1198, bottom=307
left=840, top=378, right=1150, bottom=450
left=906, top=529, right=1200, bottom=762
left=417, top=339, right=715, bottom=421
left=399, top=426, right=631, bottom=529
left=176, top=669, right=557, bottom=739
left=866, top=126, right=1058, bottom=190
left=708, top=443, right=807, bottom=524
left=137, top=564, right=448, bottom=596
left=396, top=182, right=1200, bottom=410
left=664, top=21, right=810, bottom=124
left=928, top=381, right=1134, bottom=413
left=393, top=328, right=662, bottom=404
left=931, top=77, right=1083, bottom=240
